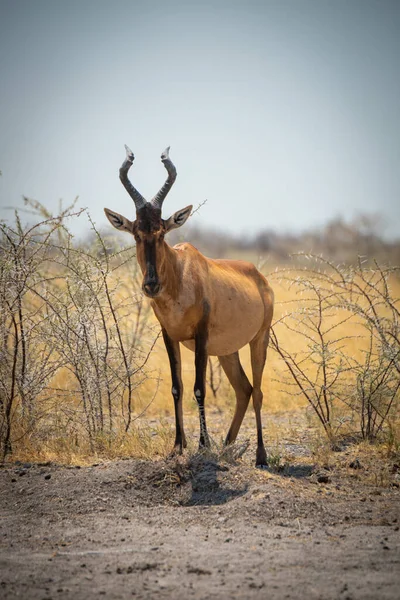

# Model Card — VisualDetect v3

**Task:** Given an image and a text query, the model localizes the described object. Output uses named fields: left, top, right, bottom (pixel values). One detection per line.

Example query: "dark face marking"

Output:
left=136, top=203, right=162, bottom=233
left=133, top=203, right=165, bottom=298
left=142, top=237, right=160, bottom=297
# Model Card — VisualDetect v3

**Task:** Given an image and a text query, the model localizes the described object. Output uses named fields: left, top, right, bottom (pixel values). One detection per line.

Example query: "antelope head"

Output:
left=104, top=146, right=192, bottom=298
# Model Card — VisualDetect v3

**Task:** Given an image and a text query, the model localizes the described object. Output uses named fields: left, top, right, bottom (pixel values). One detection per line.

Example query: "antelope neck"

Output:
left=156, top=242, right=180, bottom=300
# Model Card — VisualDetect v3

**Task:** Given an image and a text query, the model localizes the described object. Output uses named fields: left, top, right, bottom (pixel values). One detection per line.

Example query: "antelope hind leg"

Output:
left=218, top=352, right=252, bottom=445
left=250, top=329, right=270, bottom=468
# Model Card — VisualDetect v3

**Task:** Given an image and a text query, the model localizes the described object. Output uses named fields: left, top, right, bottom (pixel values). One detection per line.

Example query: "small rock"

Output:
left=349, top=459, right=362, bottom=469
left=249, top=582, right=265, bottom=589
left=44, top=474, right=51, bottom=480
left=187, top=566, right=211, bottom=575
left=317, top=474, right=331, bottom=484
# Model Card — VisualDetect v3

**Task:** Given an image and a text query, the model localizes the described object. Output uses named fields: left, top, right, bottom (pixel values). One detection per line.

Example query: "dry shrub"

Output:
left=0, top=201, right=158, bottom=461
left=1, top=201, right=399, bottom=464
left=269, top=254, right=400, bottom=448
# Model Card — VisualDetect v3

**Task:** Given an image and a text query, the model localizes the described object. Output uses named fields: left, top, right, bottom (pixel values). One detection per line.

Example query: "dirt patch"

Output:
left=0, top=444, right=399, bottom=600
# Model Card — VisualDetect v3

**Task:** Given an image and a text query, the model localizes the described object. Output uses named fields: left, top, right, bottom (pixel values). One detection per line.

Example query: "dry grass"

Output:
left=4, top=256, right=400, bottom=465
left=138, top=267, right=400, bottom=412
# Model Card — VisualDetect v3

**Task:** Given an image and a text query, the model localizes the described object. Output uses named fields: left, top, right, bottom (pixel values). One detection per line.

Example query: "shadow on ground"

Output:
left=121, top=452, right=248, bottom=507
left=183, top=455, right=248, bottom=506
left=278, top=464, right=314, bottom=478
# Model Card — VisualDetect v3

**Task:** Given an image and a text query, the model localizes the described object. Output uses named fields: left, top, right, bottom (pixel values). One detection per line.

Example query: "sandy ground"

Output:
left=1, top=418, right=399, bottom=600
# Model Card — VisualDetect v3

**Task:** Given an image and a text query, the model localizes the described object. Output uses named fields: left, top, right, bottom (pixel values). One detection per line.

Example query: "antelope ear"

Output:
left=104, top=208, right=134, bottom=233
left=164, top=205, right=192, bottom=233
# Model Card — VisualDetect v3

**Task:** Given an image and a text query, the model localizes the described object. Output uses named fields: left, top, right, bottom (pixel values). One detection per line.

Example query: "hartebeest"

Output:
left=104, top=146, right=274, bottom=466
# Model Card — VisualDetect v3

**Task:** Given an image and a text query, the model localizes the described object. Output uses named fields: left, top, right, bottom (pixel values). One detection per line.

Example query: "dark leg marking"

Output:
left=194, top=302, right=210, bottom=448
left=162, top=328, right=186, bottom=452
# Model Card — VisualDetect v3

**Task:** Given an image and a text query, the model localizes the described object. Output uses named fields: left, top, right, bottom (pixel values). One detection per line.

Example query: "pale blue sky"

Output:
left=0, top=0, right=399, bottom=239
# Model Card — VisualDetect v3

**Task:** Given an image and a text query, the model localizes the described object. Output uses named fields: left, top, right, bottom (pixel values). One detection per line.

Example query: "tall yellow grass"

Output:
left=121, top=266, right=400, bottom=422
left=7, top=258, right=400, bottom=464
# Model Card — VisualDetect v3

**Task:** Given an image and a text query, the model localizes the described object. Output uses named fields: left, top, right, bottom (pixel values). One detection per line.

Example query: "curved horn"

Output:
left=119, top=144, right=146, bottom=210
left=151, top=146, right=177, bottom=210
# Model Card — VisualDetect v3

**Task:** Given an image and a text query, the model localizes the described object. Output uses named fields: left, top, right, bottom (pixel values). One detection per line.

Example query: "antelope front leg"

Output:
left=194, top=314, right=210, bottom=449
left=162, top=329, right=186, bottom=453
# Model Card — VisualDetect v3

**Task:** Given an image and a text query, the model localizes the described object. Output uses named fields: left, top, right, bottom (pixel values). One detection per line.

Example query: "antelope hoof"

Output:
left=169, top=441, right=185, bottom=457
left=168, top=448, right=181, bottom=459
left=255, top=446, right=268, bottom=469
left=224, top=433, right=234, bottom=446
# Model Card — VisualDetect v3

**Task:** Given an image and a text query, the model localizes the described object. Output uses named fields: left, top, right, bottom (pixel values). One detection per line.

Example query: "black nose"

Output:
left=143, top=281, right=160, bottom=297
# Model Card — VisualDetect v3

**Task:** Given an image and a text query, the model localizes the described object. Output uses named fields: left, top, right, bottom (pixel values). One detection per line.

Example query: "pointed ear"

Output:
left=104, top=208, right=134, bottom=233
left=164, top=205, right=192, bottom=233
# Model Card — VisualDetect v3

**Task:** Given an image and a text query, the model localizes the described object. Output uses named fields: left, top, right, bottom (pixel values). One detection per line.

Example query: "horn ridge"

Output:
left=151, top=146, right=177, bottom=210
left=119, top=144, right=146, bottom=210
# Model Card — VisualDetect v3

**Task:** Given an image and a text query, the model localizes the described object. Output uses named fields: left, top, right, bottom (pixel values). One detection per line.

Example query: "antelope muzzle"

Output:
left=142, top=264, right=161, bottom=298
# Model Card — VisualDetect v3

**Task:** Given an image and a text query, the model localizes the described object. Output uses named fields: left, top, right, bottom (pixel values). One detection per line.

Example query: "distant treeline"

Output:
left=166, top=213, right=400, bottom=265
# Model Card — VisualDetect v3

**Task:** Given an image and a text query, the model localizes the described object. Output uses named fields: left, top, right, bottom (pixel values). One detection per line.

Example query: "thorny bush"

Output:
left=0, top=200, right=157, bottom=460
left=1, top=202, right=399, bottom=461
left=270, top=254, right=399, bottom=445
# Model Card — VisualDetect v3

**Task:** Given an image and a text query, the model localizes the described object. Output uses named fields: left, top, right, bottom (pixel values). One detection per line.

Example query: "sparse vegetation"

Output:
left=0, top=201, right=158, bottom=461
left=270, top=254, right=400, bottom=450
left=1, top=206, right=399, bottom=464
